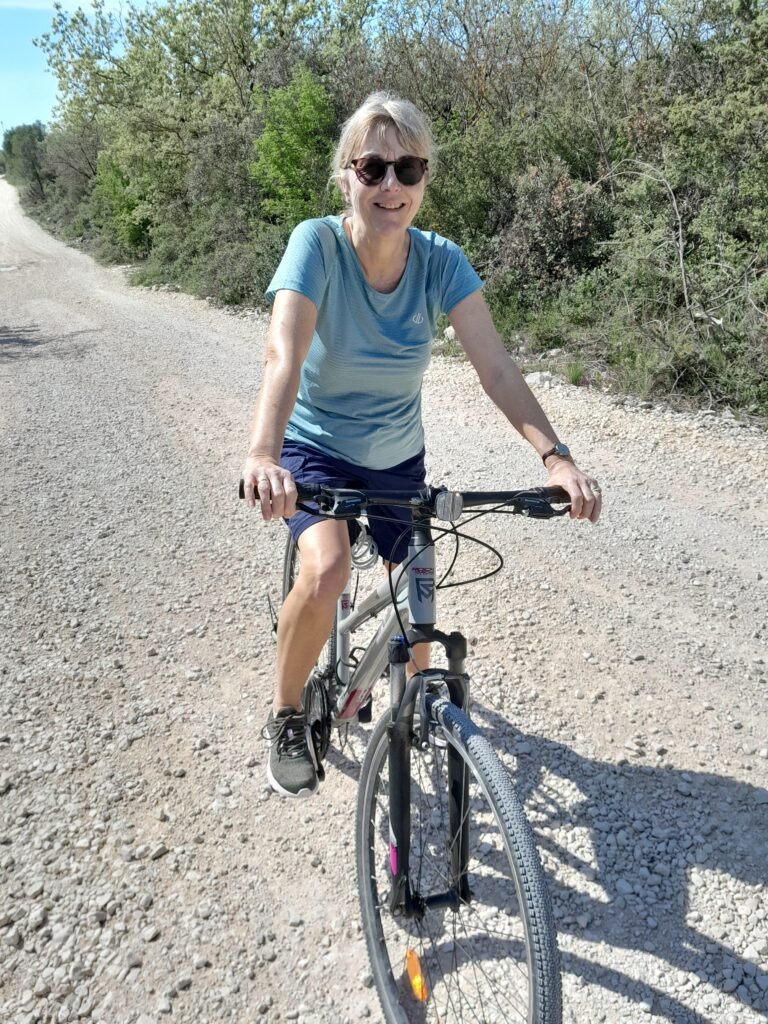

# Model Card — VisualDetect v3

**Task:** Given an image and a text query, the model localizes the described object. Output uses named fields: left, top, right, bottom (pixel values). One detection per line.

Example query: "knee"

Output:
left=296, top=554, right=348, bottom=604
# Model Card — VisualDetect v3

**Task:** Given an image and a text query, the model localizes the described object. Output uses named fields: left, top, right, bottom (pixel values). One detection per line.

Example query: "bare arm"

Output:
left=449, top=290, right=601, bottom=522
left=243, top=290, right=317, bottom=518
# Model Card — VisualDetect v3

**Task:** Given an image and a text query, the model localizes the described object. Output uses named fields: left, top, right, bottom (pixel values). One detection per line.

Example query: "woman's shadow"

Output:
left=471, top=701, right=768, bottom=1023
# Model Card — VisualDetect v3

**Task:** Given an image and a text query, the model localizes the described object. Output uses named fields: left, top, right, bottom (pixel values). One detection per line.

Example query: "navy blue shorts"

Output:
left=280, top=440, right=426, bottom=564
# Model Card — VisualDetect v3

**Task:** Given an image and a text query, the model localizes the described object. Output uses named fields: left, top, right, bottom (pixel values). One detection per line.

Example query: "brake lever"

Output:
left=519, top=496, right=571, bottom=519
left=301, top=489, right=366, bottom=519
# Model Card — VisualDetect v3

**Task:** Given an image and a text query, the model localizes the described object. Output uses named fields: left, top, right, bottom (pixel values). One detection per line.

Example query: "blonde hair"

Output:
left=332, top=92, right=436, bottom=190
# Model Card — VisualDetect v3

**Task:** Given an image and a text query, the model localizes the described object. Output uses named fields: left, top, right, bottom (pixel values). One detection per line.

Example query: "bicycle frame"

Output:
left=332, top=573, right=406, bottom=721
left=330, top=510, right=467, bottom=721
left=239, top=476, right=569, bottom=977
left=329, top=509, right=474, bottom=918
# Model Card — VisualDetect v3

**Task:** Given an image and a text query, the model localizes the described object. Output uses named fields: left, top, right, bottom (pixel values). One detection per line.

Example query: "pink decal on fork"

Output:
left=389, top=841, right=398, bottom=876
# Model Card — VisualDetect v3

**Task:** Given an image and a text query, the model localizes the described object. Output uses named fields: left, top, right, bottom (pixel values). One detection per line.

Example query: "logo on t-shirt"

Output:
left=412, top=313, right=424, bottom=324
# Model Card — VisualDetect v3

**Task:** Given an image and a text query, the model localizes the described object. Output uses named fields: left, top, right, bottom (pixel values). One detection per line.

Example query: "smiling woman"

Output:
left=240, top=91, right=603, bottom=800
left=330, top=97, right=434, bottom=290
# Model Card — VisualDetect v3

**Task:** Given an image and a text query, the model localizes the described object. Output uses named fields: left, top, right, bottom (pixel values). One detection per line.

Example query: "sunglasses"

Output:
left=348, top=155, right=428, bottom=187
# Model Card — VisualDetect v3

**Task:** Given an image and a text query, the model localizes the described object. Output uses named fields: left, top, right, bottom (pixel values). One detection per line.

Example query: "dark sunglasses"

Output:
left=348, top=155, right=428, bottom=187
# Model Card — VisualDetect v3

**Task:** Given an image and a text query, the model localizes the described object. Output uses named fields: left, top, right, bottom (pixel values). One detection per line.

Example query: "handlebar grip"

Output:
left=237, top=478, right=320, bottom=502
left=538, top=486, right=571, bottom=503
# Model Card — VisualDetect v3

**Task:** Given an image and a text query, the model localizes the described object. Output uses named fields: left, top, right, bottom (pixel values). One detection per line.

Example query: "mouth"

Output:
left=374, top=202, right=406, bottom=211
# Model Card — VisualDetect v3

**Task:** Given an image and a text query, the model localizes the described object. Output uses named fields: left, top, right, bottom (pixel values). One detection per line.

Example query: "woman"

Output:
left=243, top=93, right=602, bottom=798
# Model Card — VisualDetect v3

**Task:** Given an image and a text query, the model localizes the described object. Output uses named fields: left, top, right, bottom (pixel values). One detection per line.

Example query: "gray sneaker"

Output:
left=263, top=708, right=319, bottom=798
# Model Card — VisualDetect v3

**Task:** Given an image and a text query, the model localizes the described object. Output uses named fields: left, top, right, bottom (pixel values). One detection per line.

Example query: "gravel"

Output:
left=1, top=175, right=767, bottom=1024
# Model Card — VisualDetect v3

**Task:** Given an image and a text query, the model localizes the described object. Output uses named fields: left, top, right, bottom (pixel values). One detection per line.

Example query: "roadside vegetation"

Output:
left=2, top=0, right=766, bottom=414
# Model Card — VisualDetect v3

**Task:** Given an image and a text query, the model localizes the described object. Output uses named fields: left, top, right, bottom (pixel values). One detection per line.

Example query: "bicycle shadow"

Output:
left=326, top=720, right=370, bottom=779
left=470, top=699, right=768, bottom=1023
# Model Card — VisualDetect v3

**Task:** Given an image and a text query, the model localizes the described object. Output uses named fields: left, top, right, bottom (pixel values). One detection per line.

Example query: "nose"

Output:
left=380, top=164, right=401, bottom=189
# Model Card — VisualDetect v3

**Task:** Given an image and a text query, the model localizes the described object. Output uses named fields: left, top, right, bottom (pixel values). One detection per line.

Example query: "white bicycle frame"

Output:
left=331, top=524, right=436, bottom=722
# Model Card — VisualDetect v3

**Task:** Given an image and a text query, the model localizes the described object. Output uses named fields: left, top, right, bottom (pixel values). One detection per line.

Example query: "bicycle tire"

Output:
left=356, top=696, right=562, bottom=1024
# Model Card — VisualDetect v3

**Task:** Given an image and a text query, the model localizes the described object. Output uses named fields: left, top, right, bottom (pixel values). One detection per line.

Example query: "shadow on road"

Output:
left=0, top=323, right=95, bottom=361
left=322, top=692, right=767, bottom=1023
left=470, top=699, right=768, bottom=1024
left=0, top=322, right=48, bottom=359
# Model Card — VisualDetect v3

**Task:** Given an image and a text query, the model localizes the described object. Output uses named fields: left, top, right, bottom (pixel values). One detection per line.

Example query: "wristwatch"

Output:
left=541, top=441, right=571, bottom=465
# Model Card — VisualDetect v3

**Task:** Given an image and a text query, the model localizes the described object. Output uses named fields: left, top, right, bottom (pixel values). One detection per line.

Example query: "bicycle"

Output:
left=241, top=478, right=568, bottom=1024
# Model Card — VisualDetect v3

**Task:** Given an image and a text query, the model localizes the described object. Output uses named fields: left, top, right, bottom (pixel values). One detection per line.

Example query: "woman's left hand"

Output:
left=545, top=458, right=602, bottom=524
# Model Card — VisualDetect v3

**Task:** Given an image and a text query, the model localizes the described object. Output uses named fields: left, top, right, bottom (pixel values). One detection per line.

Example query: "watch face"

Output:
left=554, top=442, right=570, bottom=458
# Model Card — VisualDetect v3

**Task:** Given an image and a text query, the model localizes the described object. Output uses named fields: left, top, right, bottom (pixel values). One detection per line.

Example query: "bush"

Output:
left=196, top=226, right=290, bottom=305
left=418, top=117, right=525, bottom=251
left=90, top=153, right=151, bottom=259
left=131, top=205, right=289, bottom=307
left=484, top=159, right=613, bottom=326
left=2, top=122, right=50, bottom=200
left=250, top=66, right=337, bottom=225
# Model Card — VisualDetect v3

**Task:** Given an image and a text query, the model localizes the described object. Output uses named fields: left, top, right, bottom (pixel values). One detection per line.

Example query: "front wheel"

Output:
left=356, top=697, right=562, bottom=1024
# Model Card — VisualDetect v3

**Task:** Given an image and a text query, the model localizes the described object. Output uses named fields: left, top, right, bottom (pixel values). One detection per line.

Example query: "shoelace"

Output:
left=262, top=713, right=307, bottom=760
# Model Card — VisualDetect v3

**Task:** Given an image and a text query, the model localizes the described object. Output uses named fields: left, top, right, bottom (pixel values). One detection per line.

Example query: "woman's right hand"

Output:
left=242, top=455, right=298, bottom=520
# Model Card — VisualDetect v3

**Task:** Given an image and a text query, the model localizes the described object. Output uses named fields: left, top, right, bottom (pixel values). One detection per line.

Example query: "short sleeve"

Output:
left=265, top=219, right=331, bottom=308
left=436, top=238, right=483, bottom=315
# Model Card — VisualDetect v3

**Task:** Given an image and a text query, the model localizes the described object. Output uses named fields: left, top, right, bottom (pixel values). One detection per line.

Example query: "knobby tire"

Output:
left=356, top=696, right=562, bottom=1024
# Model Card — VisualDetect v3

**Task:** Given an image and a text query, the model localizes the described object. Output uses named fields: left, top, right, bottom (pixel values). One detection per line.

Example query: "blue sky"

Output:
left=0, top=1, right=133, bottom=136
left=0, top=4, right=61, bottom=135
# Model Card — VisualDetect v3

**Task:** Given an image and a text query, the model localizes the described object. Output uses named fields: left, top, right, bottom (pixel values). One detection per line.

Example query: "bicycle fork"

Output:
left=386, top=513, right=473, bottom=917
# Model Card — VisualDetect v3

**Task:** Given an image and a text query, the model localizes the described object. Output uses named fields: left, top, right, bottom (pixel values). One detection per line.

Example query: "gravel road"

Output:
left=1, top=174, right=768, bottom=1024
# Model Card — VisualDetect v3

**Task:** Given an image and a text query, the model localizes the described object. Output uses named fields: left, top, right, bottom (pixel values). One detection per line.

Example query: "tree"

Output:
left=251, top=65, right=337, bottom=224
left=2, top=123, right=49, bottom=199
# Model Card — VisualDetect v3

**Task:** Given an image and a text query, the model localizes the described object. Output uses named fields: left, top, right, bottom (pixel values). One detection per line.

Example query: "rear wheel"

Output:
left=356, top=696, right=562, bottom=1024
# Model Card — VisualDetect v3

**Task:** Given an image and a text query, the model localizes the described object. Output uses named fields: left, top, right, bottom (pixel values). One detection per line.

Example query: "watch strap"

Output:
left=541, top=442, right=570, bottom=465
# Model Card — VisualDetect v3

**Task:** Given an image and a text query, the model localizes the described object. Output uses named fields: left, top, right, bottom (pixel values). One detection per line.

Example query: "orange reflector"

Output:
left=405, top=948, right=428, bottom=1003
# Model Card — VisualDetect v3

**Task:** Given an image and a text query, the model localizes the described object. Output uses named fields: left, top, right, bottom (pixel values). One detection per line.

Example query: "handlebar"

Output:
left=238, top=479, right=571, bottom=521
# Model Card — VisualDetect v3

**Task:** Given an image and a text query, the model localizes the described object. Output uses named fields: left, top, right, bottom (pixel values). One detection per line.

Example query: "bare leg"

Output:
left=408, top=643, right=431, bottom=675
left=274, top=520, right=350, bottom=712
left=384, top=560, right=430, bottom=676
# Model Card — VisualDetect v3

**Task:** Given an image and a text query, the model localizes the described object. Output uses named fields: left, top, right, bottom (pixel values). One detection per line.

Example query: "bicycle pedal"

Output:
left=357, top=698, right=373, bottom=724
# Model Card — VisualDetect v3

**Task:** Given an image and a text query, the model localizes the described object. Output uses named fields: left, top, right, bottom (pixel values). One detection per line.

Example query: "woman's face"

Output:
left=342, top=125, right=427, bottom=239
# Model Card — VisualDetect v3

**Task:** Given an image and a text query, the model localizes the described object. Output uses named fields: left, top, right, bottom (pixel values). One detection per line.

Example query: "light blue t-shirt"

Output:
left=266, top=215, right=483, bottom=469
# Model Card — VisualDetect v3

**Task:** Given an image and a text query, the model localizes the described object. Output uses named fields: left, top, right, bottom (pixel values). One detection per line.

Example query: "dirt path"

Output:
left=1, top=176, right=767, bottom=1024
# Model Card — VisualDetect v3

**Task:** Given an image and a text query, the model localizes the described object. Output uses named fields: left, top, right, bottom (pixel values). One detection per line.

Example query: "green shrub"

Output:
left=2, top=123, right=49, bottom=199
left=131, top=208, right=289, bottom=307
left=419, top=117, right=524, bottom=249
left=484, top=159, right=613, bottom=323
left=90, top=153, right=150, bottom=259
left=250, top=66, right=337, bottom=226
left=564, top=359, right=587, bottom=386
left=196, top=226, right=290, bottom=305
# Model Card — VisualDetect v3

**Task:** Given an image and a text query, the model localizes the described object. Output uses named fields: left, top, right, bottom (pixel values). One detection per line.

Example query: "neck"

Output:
left=344, top=217, right=410, bottom=293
